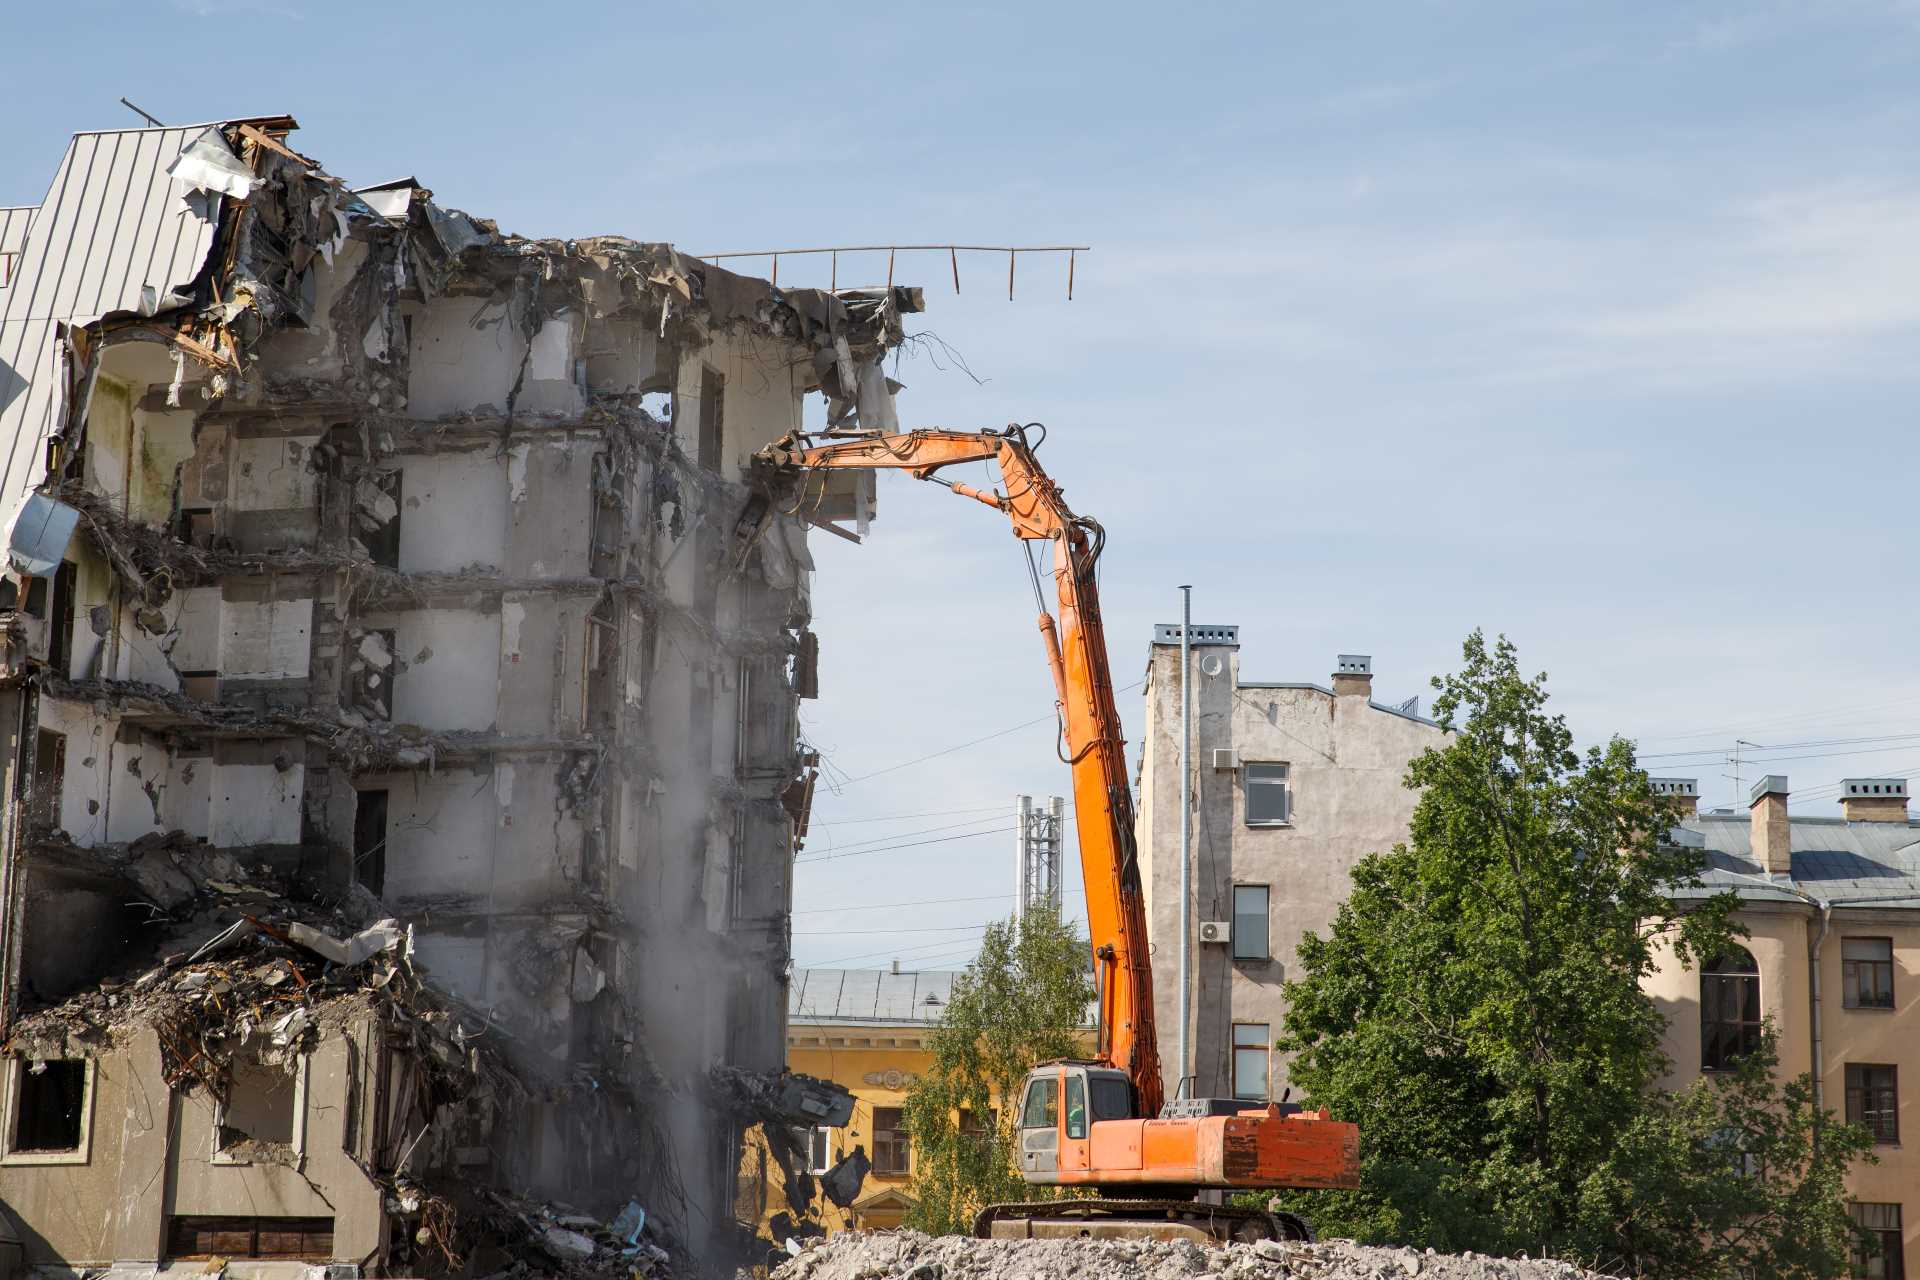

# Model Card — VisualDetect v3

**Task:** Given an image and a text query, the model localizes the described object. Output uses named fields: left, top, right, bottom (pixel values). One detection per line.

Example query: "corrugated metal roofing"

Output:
left=789, top=967, right=962, bottom=1025
left=0, top=207, right=33, bottom=271
left=1670, top=814, right=1920, bottom=906
left=0, top=125, right=231, bottom=519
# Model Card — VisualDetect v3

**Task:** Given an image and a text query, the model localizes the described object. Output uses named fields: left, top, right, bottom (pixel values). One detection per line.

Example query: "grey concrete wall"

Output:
left=1139, top=640, right=1445, bottom=1104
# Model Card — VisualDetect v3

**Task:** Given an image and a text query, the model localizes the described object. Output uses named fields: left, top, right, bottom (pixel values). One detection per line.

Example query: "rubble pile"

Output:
left=443, top=1189, right=678, bottom=1280
left=773, top=1232, right=1621, bottom=1280
left=4, top=858, right=506, bottom=1105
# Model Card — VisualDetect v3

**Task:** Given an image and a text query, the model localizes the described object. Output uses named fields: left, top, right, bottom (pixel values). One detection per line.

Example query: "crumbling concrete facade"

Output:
left=0, top=116, right=907, bottom=1272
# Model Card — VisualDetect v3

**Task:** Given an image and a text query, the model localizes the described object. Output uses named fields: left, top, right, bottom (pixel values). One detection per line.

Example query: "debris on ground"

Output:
left=772, top=1231, right=1623, bottom=1280
left=451, top=1189, right=676, bottom=1280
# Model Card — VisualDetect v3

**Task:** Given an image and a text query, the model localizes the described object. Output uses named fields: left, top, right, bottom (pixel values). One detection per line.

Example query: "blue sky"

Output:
left=9, top=1, right=1920, bottom=969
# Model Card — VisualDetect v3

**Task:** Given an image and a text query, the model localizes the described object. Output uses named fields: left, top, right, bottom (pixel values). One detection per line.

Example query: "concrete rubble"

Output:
left=772, top=1232, right=1622, bottom=1280
left=0, top=114, right=894, bottom=1274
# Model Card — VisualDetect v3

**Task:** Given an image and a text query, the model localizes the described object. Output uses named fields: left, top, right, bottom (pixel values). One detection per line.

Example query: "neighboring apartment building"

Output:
left=0, top=116, right=913, bottom=1271
left=1137, top=626, right=1446, bottom=1105
left=751, top=965, right=1094, bottom=1250
left=1646, top=775, right=1920, bottom=1279
left=776, top=966, right=963, bottom=1237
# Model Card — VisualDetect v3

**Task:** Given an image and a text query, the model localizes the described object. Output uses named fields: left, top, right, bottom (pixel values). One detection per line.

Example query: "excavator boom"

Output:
left=756, top=426, right=1162, bottom=1116
left=754, top=423, right=1358, bottom=1244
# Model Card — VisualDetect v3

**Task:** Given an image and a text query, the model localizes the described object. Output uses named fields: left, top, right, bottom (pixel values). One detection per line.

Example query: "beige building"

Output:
left=1646, top=775, right=1919, bottom=1278
left=1137, top=627, right=1446, bottom=1105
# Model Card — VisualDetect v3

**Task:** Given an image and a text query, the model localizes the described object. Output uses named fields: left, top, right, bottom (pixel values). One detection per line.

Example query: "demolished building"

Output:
left=0, top=115, right=910, bottom=1272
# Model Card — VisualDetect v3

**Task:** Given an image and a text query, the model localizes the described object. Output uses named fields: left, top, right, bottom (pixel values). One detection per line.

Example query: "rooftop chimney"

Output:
left=1332, top=654, right=1373, bottom=698
left=890, top=958, right=900, bottom=975
left=1650, top=777, right=1699, bottom=815
left=1749, top=775, right=1791, bottom=878
left=1841, top=778, right=1910, bottom=824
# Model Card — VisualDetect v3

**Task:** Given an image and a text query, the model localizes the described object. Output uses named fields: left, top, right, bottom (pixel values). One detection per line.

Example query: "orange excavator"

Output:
left=753, top=424, right=1359, bottom=1244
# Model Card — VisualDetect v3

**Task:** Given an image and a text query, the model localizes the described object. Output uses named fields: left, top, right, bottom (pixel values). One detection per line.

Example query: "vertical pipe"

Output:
left=1810, top=901, right=1833, bottom=1118
left=1178, top=585, right=1193, bottom=1098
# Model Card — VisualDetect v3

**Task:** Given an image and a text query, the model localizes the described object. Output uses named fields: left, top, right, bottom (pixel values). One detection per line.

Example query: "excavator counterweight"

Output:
left=753, top=424, right=1358, bottom=1244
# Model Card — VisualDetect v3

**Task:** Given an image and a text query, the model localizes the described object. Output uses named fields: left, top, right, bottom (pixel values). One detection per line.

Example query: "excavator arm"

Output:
left=755, top=425, right=1163, bottom=1118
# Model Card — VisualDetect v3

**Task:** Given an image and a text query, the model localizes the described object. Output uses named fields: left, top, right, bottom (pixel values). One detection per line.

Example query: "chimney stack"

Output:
left=1332, top=654, right=1373, bottom=698
left=1651, top=777, right=1699, bottom=815
left=1841, top=778, right=1910, bottom=823
left=1749, top=775, right=1792, bottom=877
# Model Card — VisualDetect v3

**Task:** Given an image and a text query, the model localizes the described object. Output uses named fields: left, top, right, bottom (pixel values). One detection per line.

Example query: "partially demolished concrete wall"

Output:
left=0, top=116, right=906, bottom=1273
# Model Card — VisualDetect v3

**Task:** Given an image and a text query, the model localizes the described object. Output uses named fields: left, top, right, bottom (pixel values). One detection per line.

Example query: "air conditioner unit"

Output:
left=1211, top=748, right=1239, bottom=771
left=1198, top=920, right=1231, bottom=945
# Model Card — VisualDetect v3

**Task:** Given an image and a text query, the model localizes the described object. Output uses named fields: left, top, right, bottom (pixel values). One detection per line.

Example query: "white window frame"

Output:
left=211, top=1054, right=309, bottom=1167
left=1243, top=762, right=1292, bottom=827
left=1232, top=1023, right=1271, bottom=1101
left=803, top=1124, right=832, bottom=1174
left=1232, top=884, right=1271, bottom=962
left=1, top=1056, right=97, bottom=1166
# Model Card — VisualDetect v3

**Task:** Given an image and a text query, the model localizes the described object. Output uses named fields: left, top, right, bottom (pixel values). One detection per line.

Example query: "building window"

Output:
left=353, top=789, right=389, bottom=896
left=1232, top=885, right=1270, bottom=961
left=30, top=729, right=64, bottom=831
left=871, top=1106, right=909, bottom=1176
left=1244, top=763, right=1291, bottom=825
left=1232, top=1024, right=1271, bottom=1100
left=4, top=1059, right=92, bottom=1162
left=1851, top=1202, right=1904, bottom=1279
left=167, top=1217, right=333, bottom=1261
left=698, top=366, right=724, bottom=471
left=1701, top=948, right=1761, bottom=1071
left=797, top=1125, right=831, bottom=1174
left=959, top=1107, right=996, bottom=1148
left=213, top=1057, right=307, bottom=1165
left=1844, top=939, right=1895, bottom=1010
left=1846, top=1064, right=1899, bottom=1144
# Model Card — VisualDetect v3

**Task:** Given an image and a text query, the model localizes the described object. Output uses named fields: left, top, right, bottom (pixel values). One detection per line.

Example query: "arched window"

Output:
left=1701, top=948, right=1761, bottom=1071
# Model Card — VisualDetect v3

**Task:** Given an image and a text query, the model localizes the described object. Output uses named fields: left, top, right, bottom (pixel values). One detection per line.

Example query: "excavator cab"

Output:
left=1014, top=1061, right=1135, bottom=1182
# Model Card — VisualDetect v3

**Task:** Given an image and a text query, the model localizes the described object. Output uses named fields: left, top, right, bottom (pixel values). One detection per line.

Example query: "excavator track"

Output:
left=973, top=1199, right=1314, bottom=1246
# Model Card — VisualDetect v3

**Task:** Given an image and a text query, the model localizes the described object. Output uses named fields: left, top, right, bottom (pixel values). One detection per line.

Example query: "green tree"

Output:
left=901, top=907, right=1092, bottom=1234
left=1574, top=1032, right=1875, bottom=1279
left=1273, top=631, right=1870, bottom=1275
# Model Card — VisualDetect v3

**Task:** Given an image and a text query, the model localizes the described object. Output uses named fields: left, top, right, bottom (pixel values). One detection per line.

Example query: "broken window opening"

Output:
left=22, top=576, right=46, bottom=619
left=174, top=506, right=216, bottom=549
left=7, top=1058, right=89, bottom=1156
left=214, top=1056, right=305, bottom=1166
left=167, top=1217, right=333, bottom=1261
left=354, top=788, right=390, bottom=896
left=30, top=729, right=65, bottom=831
left=698, top=366, right=724, bottom=471
left=359, top=470, right=402, bottom=569
left=345, top=628, right=396, bottom=721
left=47, top=561, right=76, bottom=677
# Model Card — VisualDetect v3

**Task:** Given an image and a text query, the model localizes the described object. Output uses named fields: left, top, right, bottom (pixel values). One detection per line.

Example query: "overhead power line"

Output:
left=826, top=678, right=1144, bottom=788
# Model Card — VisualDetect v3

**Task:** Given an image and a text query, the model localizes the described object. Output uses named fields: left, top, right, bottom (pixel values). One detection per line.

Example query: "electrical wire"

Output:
left=826, top=678, right=1145, bottom=786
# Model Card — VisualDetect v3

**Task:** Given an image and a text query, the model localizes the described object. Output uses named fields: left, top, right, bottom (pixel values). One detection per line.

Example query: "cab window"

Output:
left=1090, top=1076, right=1132, bottom=1121
left=1065, top=1075, right=1087, bottom=1139
left=1020, top=1076, right=1058, bottom=1128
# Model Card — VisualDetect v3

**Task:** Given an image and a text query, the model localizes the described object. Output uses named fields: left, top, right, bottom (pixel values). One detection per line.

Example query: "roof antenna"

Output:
left=118, top=98, right=164, bottom=127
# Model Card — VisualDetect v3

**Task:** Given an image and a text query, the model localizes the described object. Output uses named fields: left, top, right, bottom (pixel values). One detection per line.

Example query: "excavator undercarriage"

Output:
left=975, top=1199, right=1314, bottom=1245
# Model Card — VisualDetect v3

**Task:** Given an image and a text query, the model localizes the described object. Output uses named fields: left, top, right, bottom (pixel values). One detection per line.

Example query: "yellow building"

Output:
left=735, top=964, right=957, bottom=1248
left=778, top=964, right=962, bottom=1234
left=1646, top=776, right=1919, bottom=1279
